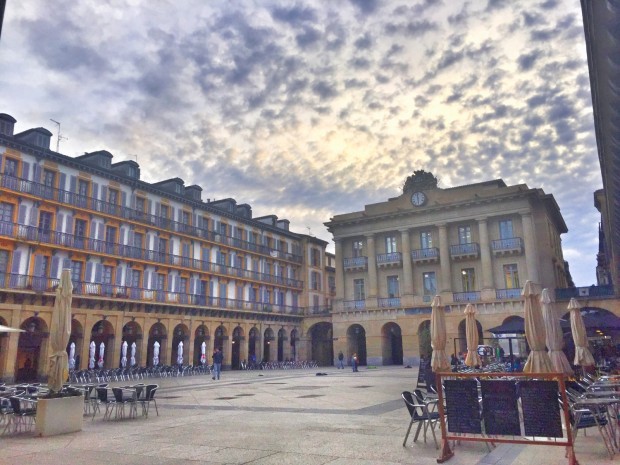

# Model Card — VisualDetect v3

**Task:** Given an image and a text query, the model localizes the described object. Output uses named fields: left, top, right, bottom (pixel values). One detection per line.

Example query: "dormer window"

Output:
left=127, top=166, right=137, bottom=178
left=175, top=184, right=181, bottom=194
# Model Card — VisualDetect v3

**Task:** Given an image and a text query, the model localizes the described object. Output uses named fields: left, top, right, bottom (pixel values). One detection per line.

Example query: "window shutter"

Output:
left=50, top=257, right=59, bottom=279
left=69, top=176, right=77, bottom=193
left=147, top=200, right=152, bottom=216
left=62, top=258, right=71, bottom=270
left=95, top=263, right=103, bottom=283
left=85, top=262, right=93, bottom=282
left=59, top=173, right=66, bottom=191
left=125, top=267, right=132, bottom=287
left=120, top=227, right=127, bottom=245
left=169, top=239, right=174, bottom=256
left=128, top=230, right=135, bottom=248
left=174, top=275, right=180, bottom=292
left=182, top=243, right=189, bottom=257
left=190, top=277, right=197, bottom=294
left=155, top=202, right=161, bottom=217
left=89, top=222, right=97, bottom=239
left=115, top=266, right=123, bottom=286
left=130, top=193, right=136, bottom=210
left=121, top=191, right=127, bottom=207
left=97, top=223, right=104, bottom=241
left=143, top=271, right=148, bottom=289
left=66, top=215, right=74, bottom=234
left=21, top=162, right=30, bottom=181
left=153, top=236, right=159, bottom=253
left=10, top=250, right=21, bottom=274
left=101, top=185, right=108, bottom=203
left=29, top=206, right=39, bottom=226
left=33, top=164, right=41, bottom=183
left=18, top=205, right=27, bottom=225
left=168, top=274, right=173, bottom=292
left=92, top=182, right=99, bottom=200
left=55, top=213, right=64, bottom=232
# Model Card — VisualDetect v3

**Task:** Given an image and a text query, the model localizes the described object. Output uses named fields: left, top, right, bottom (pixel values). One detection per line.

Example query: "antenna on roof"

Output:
left=306, top=226, right=313, bottom=236
left=49, top=119, right=68, bottom=152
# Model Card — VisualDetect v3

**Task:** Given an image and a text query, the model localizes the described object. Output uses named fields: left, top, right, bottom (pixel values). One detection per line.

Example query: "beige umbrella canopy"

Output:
left=464, top=304, right=482, bottom=367
left=541, top=289, right=573, bottom=376
left=48, top=269, right=73, bottom=392
left=522, top=281, right=554, bottom=373
left=568, top=298, right=595, bottom=367
left=430, top=295, right=450, bottom=372
left=0, top=325, right=24, bottom=333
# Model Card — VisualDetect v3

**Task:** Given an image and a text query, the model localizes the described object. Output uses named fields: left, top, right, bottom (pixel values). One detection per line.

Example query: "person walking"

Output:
left=337, top=351, right=344, bottom=369
left=351, top=353, right=358, bottom=372
left=212, top=347, right=224, bottom=380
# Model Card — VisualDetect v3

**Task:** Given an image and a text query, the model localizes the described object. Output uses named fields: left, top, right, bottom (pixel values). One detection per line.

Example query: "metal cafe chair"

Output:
left=402, top=391, right=439, bottom=449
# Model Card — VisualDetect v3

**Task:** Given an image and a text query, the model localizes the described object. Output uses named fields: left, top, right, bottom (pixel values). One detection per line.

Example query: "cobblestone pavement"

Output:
left=0, top=367, right=610, bottom=464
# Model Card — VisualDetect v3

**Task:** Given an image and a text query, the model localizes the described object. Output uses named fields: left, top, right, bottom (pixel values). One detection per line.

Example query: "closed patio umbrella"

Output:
left=153, top=341, right=160, bottom=366
left=48, top=269, right=73, bottom=392
left=0, top=324, right=24, bottom=333
left=89, top=341, right=96, bottom=369
left=464, top=303, right=481, bottom=367
left=568, top=298, right=595, bottom=367
left=200, top=341, right=207, bottom=365
left=130, top=342, right=137, bottom=366
left=522, top=281, right=554, bottom=373
left=430, top=295, right=450, bottom=371
left=541, top=289, right=573, bottom=376
left=68, top=342, right=76, bottom=370
left=121, top=340, right=128, bottom=368
left=98, top=342, right=105, bottom=368
left=177, top=340, right=184, bottom=365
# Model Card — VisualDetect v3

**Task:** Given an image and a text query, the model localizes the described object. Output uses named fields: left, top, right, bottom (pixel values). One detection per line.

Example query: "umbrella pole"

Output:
left=509, top=338, right=514, bottom=369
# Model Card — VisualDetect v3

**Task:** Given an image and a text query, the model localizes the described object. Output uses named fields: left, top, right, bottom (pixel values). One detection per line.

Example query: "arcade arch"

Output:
left=381, top=322, right=403, bottom=365
left=346, top=324, right=366, bottom=366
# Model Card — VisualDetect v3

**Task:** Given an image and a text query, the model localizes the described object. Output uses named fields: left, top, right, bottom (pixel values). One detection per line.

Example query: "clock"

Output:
left=411, top=191, right=427, bottom=206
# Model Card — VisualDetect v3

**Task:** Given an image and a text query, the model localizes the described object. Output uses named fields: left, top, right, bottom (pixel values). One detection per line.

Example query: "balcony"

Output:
left=343, top=299, right=366, bottom=310
left=304, top=306, right=332, bottom=316
left=0, top=273, right=305, bottom=315
left=453, top=291, right=481, bottom=302
left=450, top=243, right=480, bottom=260
left=0, top=221, right=304, bottom=289
left=411, top=247, right=439, bottom=264
left=378, top=297, right=401, bottom=308
left=555, top=285, right=615, bottom=300
left=376, top=252, right=402, bottom=268
left=491, top=237, right=523, bottom=256
left=344, top=256, right=368, bottom=271
left=0, top=174, right=302, bottom=263
left=496, top=288, right=521, bottom=299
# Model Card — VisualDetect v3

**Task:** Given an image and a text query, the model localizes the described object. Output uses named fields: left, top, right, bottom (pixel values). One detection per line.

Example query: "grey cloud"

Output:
left=354, top=33, right=373, bottom=50
left=296, top=27, right=322, bottom=48
left=312, top=81, right=339, bottom=100
left=349, top=0, right=379, bottom=14
left=527, top=94, right=548, bottom=108
left=350, top=57, right=372, bottom=70
left=386, top=44, right=404, bottom=57
left=344, top=78, right=368, bottom=89
left=385, top=20, right=439, bottom=38
left=271, top=5, right=318, bottom=25
left=518, top=50, right=543, bottom=71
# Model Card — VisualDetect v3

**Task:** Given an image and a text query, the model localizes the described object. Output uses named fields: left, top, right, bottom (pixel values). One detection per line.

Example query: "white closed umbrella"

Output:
left=130, top=342, right=137, bottom=366
left=98, top=342, right=105, bottom=368
left=0, top=324, right=24, bottom=333
left=464, top=304, right=482, bottom=367
left=522, top=281, right=554, bottom=373
left=200, top=341, right=207, bottom=365
left=89, top=341, right=96, bottom=369
left=430, top=295, right=450, bottom=371
left=177, top=340, right=184, bottom=365
left=68, top=342, right=76, bottom=370
left=568, top=298, right=595, bottom=367
left=541, top=289, right=573, bottom=376
left=153, top=341, right=160, bottom=366
left=121, top=340, right=128, bottom=368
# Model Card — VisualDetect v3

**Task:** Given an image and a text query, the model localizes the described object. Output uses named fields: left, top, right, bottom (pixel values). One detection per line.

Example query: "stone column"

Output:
left=4, top=308, right=23, bottom=383
left=112, top=315, right=124, bottom=368
left=521, top=212, right=540, bottom=284
left=334, top=239, right=345, bottom=304
left=222, top=323, right=232, bottom=369
left=477, top=218, right=494, bottom=290
left=438, top=224, right=451, bottom=292
left=400, top=229, right=414, bottom=302
left=366, top=234, right=378, bottom=298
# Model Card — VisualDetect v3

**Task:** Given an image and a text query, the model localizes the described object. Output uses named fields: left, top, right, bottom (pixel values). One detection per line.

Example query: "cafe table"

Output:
left=573, top=396, right=619, bottom=458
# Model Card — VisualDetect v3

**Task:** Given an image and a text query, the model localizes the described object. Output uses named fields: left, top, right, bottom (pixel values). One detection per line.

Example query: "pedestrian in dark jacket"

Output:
left=212, top=348, right=224, bottom=380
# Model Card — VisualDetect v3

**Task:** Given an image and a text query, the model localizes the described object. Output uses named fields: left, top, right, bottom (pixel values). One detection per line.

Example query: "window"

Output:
left=134, top=232, right=143, bottom=249
left=387, top=275, right=400, bottom=298
left=102, top=266, right=113, bottom=284
left=108, top=189, right=118, bottom=205
left=311, top=248, right=320, bottom=267
left=179, top=277, right=187, bottom=294
left=461, top=268, right=476, bottom=292
left=328, top=275, right=336, bottom=292
left=3, top=158, right=17, bottom=176
left=130, top=269, right=141, bottom=288
left=181, top=211, right=190, bottom=224
left=0, top=202, right=13, bottom=223
left=504, top=264, right=519, bottom=289
left=311, top=271, right=321, bottom=290
left=39, top=211, right=53, bottom=236
left=458, top=226, right=472, bottom=244
left=43, top=170, right=55, bottom=188
left=70, top=260, right=83, bottom=283
left=353, top=278, right=365, bottom=301
left=78, top=179, right=89, bottom=197
left=135, top=197, right=145, bottom=213
left=499, top=220, right=514, bottom=239
left=313, top=294, right=319, bottom=310
left=160, top=204, right=168, bottom=219
left=74, top=219, right=87, bottom=248
left=352, top=240, right=363, bottom=257
left=423, top=272, right=436, bottom=295
left=420, top=231, right=433, bottom=249
left=0, top=250, right=8, bottom=275
left=385, top=236, right=397, bottom=254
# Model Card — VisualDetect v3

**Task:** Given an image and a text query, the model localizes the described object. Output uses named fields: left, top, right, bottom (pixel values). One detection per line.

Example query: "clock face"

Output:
left=411, top=191, right=427, bottom=206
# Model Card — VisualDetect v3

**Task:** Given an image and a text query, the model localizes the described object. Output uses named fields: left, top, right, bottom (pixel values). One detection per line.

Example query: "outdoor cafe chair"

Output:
left=112, top=387, right=137, bottom=419
left=8, top=396, right=36, bottom=433
left=93, top=387, right=116, bottom=421
left=140, top=384, right=159, bottom=417
left=402, top=391, right=439, bottom=449
left=0, top=397, right=13, bottom=434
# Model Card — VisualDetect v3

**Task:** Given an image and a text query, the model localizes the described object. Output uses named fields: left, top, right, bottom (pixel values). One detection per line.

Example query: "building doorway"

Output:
left=346, top=324, right=366, bottom=366
left=381, top=322, right=403, bottom=365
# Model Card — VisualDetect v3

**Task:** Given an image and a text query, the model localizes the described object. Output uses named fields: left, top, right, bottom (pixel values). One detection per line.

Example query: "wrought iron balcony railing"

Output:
left=0, top=174, right=302, bottom=263
left=449, top=243, right=480, bottom=258
left=411, top=247, right=439, bottom=261
left=496, top=288, right=521, bottom=299
left=376, top=252, right=402, bottom=266
left=343, top=256, right=368, bottom=269
left=378, top=297, right=401, bottom=308
left=0, top=221, right=303, bottom=289
left=0, top=272, right=304, bottom=315
left=555, top=285, right=615, bottom=300
left=343, top=299, right=366, bottom=310
left=453, top=291, right=481, bottom=302
left=491, top=237, right=523, bottom=254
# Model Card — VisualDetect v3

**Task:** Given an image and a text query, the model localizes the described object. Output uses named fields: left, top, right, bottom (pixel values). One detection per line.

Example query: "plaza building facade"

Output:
left=325, top=171, right=571, bottom=366
left=0, top=113, right=334, bottom=383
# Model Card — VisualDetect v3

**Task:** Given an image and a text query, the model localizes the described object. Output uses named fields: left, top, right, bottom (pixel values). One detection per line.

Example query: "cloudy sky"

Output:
left=0, top=0, right=603, bottom=286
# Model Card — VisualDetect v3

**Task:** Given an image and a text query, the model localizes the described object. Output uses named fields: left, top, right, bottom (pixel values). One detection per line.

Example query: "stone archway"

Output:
left=146, top=322, right=167, bottom=367
left=248, top=327, right=259, bottom=366
left=263, top=327, right=275, bottom=362
left=277, top=328, right=287, bottom=362
left=121, top=321, right=142, bottom=367
left=232, top=326, right=244, bottom=369
left=381, top=322, right=403, bottom=365
left=0, top=316, right=9, bottom=378
left=193, top=324, right=210, bottom=366
left=309, top=322, right=333, bottom=366
left=418, top=320, right=431, bottom=359
left=457, top=318, right=483, bottom=355
left=171, top=323, right=189, bottom=366
left=90, top=320, right=115, bottom=369
left=290, top=328, right=298, bottom=360
left=16, top=317, right=49, bottom=382
left=346, top=324, right=366, bottom=366
left=67, top=319, right=84, bottom=370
